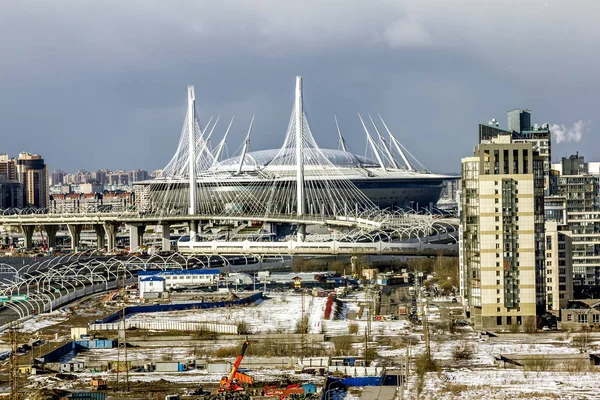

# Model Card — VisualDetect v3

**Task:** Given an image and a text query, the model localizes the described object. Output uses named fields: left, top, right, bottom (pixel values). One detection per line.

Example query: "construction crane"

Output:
left=217, top=339, right=254, bottom=393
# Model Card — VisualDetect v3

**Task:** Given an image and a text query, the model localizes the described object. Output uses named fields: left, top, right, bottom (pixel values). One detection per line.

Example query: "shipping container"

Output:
left=207, top=362, right=231, bottom=374
left=155, top=362, right=183, bottom=373
left=341, top=376, right=383, bottom=387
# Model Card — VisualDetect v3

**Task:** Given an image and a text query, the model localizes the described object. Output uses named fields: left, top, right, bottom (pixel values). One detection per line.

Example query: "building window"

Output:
left=594, top=314, right=600, bottom=324
left=567, top=314, right=572, bottom=321
left=497, top=317, right=502, bottom=325
left=578, top=314, right=588, bottom=324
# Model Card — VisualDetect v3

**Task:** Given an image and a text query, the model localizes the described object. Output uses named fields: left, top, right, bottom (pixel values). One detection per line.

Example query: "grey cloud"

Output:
left=0, top=1, right=599, bottom=173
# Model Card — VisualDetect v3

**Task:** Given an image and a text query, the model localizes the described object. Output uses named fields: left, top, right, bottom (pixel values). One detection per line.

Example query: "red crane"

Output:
left=217, top=339, right=255, bottom=393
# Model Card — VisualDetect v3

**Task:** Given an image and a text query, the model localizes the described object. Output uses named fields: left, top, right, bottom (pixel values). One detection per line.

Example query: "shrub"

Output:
left=523, top=355, right=551, bottom=371
left=364, top=347, right=378, bottom=361
left=237, top=321, right=251, bottom=335
left=295, top=316, right=309, bottom=334
left=414, top=351, right=439, bottom=375
left=451, top=342, right=474, bottom=361
left=214, top=345, right=239, bottom=358
left=523, top=316, right=537, bottom=333
left=331, top=336, right=353, bottom=355
left=572, top=326, right=591, bottom=353
left=348, top=322, right=359, bottom=335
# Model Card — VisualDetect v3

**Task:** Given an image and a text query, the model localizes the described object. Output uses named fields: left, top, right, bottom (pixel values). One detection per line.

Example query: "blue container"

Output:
left=340, top=377, right=382, bottom=387
left=68, top=392, right=105, bottom=399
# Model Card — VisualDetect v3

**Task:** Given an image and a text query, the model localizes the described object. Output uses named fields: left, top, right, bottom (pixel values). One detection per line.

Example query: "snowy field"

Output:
left=127, top=292, right=411, bottom=336
left=19, top=312, right=68, bottom=333
left=15, top=290, right=600, bottom=398
left=418, top=369, right=600, bottom=399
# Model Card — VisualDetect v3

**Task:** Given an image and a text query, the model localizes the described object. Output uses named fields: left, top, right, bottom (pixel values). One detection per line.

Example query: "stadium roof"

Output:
left=213, top=148, right=379, bottom=171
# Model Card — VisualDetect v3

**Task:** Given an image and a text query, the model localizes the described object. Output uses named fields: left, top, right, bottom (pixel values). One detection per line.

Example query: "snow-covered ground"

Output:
left=126, top=292, right=411, bottom=336
left=418, top=369, right=600, bottom=399
left=19, top=312, right=68, bottom=333
left=16, top=290, right=600, bottom=398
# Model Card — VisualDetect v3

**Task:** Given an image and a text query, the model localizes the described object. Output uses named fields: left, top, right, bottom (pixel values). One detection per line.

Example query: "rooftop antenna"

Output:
left=369, top=114, right=399, bottom=169
left=334, top=115, right=347, bottom=152
left=358, top=113, right=386, bottom=172
left=236, top=115, right=255, bottom=175
left=378, top=114, right=414, bottom=171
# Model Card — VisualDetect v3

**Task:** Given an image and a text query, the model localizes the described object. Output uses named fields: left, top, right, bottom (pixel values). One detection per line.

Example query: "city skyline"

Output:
left=1, top=1, right=599, bottom=173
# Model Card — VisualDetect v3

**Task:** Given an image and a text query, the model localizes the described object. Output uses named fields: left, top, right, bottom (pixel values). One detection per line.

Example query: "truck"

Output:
left=263, top=384, right=305, bottom=399
left=217, top=339, right=255, bottom=393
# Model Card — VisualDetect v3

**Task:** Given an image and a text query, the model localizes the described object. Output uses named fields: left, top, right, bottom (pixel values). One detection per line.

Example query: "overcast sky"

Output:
left=1, top=0, right=599, bottom=174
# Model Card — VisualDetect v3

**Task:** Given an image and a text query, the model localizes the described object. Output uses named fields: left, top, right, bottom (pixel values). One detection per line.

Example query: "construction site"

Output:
left=0, top=260, right=599, bottom=400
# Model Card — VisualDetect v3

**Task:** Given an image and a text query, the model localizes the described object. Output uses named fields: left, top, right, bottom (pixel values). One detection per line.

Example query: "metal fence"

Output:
left=89, top=320, right=238, bottom=334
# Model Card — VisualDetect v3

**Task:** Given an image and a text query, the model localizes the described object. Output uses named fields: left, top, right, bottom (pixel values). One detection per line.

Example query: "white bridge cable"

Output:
left=141, top=92, right=265, bottom=217
left=377, top=113, right=430, bottom=173
left=136, top=80, right=437, bottom=231
left=245, top=85, right=380, bottom=220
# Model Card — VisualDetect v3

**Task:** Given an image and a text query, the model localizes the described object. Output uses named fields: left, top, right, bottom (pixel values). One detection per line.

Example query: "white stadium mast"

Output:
left=295, top=76, right=306, bottom=240
left=187, top=85, right=198, bottom=241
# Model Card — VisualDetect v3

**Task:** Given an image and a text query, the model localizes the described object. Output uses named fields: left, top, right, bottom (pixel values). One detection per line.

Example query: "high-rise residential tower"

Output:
left=461, top=125, right=546, bottom=329
left=16, top=152, right=48, bottom=208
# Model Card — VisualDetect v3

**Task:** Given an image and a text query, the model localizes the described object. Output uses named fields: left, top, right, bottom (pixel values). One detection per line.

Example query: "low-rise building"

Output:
left=560, top=300, right=600, bottom=329
left=137, top=269, right=220, bottom=291
left=139, top=276, right=165, bottom=298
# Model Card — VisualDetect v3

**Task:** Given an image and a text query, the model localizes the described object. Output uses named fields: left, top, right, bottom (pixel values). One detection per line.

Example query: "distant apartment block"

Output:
left=461, top=109, right=547, bottom=329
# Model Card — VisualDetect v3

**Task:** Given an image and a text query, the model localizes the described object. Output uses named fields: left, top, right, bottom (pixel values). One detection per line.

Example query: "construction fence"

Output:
left=89, top=320, right=238, bottom=334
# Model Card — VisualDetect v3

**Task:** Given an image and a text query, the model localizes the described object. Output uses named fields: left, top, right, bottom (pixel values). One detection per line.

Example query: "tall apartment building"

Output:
left=461, top=127, right=546, bottom=329
left=481, top=110, right=552, bottom=196
left=0, top=154, right=17, bottom=180
left=109, top=170, right=129, bottom=185
left=553, top=154, right=600, bottom=289
left=16, top=152, right=48, bottom=208
left=128, top=169, right=149, bottom=183
left=51, top=170, right=65, bottom=186
left=0, top=154, right=23, bottom=208
left=544, top=221, right=573, bottom=312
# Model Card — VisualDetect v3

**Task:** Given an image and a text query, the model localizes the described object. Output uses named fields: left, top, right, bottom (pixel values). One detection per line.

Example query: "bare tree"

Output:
left=572, top=326, right=592, bottom=353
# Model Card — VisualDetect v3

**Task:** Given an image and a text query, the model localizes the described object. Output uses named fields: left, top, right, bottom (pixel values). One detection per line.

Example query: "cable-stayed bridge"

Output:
left=0, top=77, right=457, bottom=255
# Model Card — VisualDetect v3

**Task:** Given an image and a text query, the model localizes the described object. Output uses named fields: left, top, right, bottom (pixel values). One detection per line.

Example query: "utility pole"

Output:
left=402, top=343, right=410, bottom=399
left=423, top=294, right=430, bottom=361
left=301, top=289, right=305, bottom=362
left=364, top=325, right=369, bottom=367
left=9, top=324, right=19, bottom=400
left=116, top=266, right=130, bottom=393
